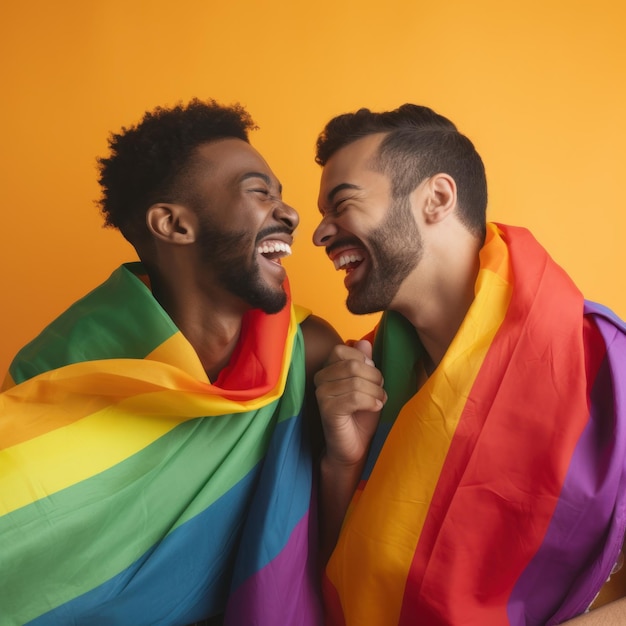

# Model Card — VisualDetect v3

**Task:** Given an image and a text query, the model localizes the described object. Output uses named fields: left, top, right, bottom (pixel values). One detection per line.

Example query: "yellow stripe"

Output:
left=328, top=228, right=512, bottom=624
left=0, top=305, right=299, bottom=515
left=294, top=304, right=311, bottom=324
left=145, top=333, right=209, bottom=382
left=1, top=403, right=186, bottom=512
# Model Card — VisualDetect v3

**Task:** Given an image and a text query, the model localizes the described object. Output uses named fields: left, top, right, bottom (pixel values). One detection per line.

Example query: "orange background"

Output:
left=1, top=0, right=625, bottom=375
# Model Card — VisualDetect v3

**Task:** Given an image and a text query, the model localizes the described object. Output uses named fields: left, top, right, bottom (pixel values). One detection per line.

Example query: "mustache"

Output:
left=325, top=237, right=363, bottom=256
left=255, top=225, right=295, bottom=244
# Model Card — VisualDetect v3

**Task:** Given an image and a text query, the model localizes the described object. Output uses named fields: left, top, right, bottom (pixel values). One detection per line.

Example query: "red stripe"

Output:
left=322, top=572, right=346, bottom=626
left=216, top=287, right=291, bottom=391
left=399, top=226, right=591, bottom=624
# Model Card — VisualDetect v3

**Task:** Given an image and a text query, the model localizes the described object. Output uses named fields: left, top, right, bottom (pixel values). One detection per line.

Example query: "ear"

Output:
left=146, top=203, right=197, bottom=244
left=421, top=174, right=457, bottom=224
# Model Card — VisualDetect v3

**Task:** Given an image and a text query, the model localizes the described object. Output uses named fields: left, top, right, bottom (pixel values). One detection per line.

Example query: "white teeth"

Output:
left=333, top=253, right=364, bottom=270
left=257, top=241, right=292, bottom=256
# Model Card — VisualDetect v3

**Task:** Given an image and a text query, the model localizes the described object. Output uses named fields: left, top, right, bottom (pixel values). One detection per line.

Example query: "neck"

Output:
left=394, top=224, right=483, bottom=370
left=410, top=284, right=476, bottom=370
left=185, top=320, right=242, bottom=382
left=148, top=266, right=248, bottom=382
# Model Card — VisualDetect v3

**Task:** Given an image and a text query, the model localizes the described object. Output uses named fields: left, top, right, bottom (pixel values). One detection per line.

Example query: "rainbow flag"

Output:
left=0, top=263, right=323, bottom=625
left=324, top=223, right=626, bottom=626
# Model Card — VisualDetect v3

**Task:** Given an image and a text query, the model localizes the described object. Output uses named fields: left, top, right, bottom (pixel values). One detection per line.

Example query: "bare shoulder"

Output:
left=300, top=314, right=343, bottom=379
left=299, top=315, right=342, bottom=457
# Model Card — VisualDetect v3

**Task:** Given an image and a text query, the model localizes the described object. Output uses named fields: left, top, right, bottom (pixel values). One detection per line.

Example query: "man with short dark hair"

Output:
left=0, top=99, right=339, bottom=625
left=313, top=104, right=626, bottom=625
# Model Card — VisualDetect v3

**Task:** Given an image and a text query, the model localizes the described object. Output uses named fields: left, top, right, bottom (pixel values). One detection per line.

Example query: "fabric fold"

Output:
left=324, top=223, right=626, bottom=626
left=0, top=263, right=320, bottom=626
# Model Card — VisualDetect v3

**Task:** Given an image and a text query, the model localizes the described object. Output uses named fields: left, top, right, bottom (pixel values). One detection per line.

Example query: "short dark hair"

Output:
left=97, top=98, right=257, bottom=245
left=315, top=104, right=487, bottom=237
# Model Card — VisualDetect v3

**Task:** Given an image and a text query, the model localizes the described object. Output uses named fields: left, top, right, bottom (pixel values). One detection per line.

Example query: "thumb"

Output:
left=352, top=339, right=373, bottom=361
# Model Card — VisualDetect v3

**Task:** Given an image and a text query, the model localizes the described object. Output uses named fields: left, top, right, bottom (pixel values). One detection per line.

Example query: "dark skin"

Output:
left=140, top=138, right=341, bottom=385
left=138, top=138, right=342, bottom=626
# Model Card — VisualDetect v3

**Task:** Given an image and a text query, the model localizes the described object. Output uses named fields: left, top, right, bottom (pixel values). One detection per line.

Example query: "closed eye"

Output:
left=330, top=198, right=349, bottom=215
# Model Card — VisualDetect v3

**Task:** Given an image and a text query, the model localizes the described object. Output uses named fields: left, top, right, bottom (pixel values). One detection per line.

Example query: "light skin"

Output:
left=313, top=133, right=481, bottom=559
left=312, top=132, right=626, bottom=619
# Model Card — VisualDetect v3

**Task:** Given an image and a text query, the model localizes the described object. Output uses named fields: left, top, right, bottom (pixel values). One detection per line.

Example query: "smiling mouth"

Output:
left=257, top=240, right=292, bottom=264
left=330, top=248, right=365, bottom=273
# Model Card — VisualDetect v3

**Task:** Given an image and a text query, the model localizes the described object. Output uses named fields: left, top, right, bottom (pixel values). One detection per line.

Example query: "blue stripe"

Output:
left=229, top=408, right=313, bottom=589
left=27, top=409, right=312, bottom=626
left=28, top=465, right=261, bottom=626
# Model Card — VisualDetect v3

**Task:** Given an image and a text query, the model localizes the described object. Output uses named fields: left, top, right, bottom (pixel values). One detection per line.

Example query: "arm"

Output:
left=313, top=340, right=386, bottom=565
left=300, top=315, right=344, bottom=458
left=300, top=314, right=344, bottom=381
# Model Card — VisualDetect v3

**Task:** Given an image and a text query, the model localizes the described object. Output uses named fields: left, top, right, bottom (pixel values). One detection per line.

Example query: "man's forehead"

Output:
left=318, top=135, right=391, bottom=209
left=320, top=134, right=385, bottom=184
left=322, top=133, right=385, bottom=179
left=194, top=138, right=277, bottom=182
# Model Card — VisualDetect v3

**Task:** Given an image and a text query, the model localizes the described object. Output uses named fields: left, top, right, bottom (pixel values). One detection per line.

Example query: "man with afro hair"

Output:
left=0, top=99, right=341, bottom=626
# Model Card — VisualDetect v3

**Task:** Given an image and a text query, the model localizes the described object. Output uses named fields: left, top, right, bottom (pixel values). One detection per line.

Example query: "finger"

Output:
left=351, top=339, right=372, bottom=361
left=314, top=357, right=383, bottom=388
left=316, top=375, right=388, bottom=412
left=317, top=373, right=386, bottom=399
left=317, top=386, right=386, bottom=417
left=324, top=343, right=374, bottom=367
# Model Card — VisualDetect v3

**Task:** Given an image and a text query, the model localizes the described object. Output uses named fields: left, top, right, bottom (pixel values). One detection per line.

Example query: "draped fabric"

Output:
left=0, top=263, right=322, bottom=626
left=323, top=224, right=626, bottom=626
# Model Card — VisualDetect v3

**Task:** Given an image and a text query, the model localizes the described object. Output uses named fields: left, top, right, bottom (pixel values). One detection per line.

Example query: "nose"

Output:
left=273, top=201, right=299, bottom=231
left=312, top=216, right=337, bottom=247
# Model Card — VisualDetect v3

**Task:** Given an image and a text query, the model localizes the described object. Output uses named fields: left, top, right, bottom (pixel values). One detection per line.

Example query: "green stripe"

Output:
left=0, top=334, right=305, bottom=619
left=373, top=311, right=424, bottom=425
left=9, top=263, right=176, bottom=384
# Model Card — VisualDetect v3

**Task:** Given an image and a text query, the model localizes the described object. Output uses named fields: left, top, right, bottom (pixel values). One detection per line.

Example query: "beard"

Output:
left=347, top=196, right=423, bottom=315
left=196, top=221, right=287, bottom=314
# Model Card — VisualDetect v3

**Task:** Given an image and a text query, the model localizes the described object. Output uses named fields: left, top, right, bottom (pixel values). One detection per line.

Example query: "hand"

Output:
left=314, top=340, right=386, bottom=469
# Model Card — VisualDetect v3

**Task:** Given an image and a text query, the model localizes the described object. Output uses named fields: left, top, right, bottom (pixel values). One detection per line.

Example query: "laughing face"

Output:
left=190, top=139, right=298, bottom=314
left=313, top=134, right=422, bottom=314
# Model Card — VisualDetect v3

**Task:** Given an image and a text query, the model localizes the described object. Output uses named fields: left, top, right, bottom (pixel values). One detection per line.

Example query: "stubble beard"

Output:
left=197, top=223, right=287, bottom=315
left=346, top=196, right=423, bottom=315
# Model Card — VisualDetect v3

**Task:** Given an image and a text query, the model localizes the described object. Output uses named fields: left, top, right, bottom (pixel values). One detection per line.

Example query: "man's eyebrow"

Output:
left=327, top=182, right=361, bottom=204
left=240, top=172, right=283, bottom=194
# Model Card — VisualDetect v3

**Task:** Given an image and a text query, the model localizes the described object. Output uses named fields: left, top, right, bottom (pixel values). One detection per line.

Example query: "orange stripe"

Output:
left=1, top=300, right=303, bottom=449
left=325, top=229, right=512, bottom=625
left=145, top=333, right=209, bottom=382
left=399, top=226, right=586, bottom=624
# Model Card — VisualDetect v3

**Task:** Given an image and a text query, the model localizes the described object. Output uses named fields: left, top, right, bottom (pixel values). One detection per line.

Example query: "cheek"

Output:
left=225, top=205, right=262, bottom=233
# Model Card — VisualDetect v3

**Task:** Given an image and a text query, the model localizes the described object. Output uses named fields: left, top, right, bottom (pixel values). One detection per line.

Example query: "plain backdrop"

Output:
left=1, top=0, right=625, bottom=375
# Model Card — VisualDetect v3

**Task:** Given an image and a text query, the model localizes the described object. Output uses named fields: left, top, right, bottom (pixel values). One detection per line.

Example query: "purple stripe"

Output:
left=507, top=310, right=626, bottom=625
left=224, top=510, right=323, bottom=626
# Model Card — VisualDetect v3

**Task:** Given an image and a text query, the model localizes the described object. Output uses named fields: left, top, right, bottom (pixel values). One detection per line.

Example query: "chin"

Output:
left=346, top=292, right=386, bottom=316
left=254, top=288, right=287, bottom=315
left=261, top=301, right=287, bottom=315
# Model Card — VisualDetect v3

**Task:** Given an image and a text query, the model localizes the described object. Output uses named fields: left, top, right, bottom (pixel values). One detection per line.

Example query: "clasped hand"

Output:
left=314, top=340, right=386, bottom=469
